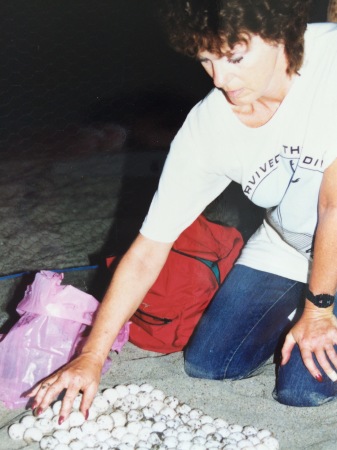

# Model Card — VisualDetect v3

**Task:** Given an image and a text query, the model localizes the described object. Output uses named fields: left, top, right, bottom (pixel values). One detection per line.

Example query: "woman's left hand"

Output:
left=282, top=306, right=337, bottom=382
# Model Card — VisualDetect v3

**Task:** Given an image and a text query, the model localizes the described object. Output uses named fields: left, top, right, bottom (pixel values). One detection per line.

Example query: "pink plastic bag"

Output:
left=0, top=271, right=130, bottom=409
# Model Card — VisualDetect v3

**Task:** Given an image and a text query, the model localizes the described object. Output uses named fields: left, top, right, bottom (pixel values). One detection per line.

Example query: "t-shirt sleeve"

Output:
left=140, top=99, right=232, bottom=243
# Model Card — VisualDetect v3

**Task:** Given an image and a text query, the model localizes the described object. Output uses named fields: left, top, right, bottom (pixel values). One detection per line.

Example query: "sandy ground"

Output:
left=0, top=143, right=337, bottom=449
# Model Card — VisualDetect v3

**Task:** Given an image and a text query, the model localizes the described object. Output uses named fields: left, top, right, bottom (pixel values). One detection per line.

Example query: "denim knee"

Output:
left=274, top=345, right=337, bottom=407
left=184, top=351, right=258, bottom=381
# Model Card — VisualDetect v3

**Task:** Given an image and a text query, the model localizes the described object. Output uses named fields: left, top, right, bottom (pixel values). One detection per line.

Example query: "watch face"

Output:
left=312, top=294, right=334, bottom=308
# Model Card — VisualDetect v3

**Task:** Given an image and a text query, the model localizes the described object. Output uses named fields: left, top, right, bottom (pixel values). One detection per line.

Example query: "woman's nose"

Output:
left=212, top=62, right=234, bottom=89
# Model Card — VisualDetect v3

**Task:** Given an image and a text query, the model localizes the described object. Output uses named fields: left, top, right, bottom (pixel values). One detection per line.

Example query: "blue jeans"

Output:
left=184, top=264, right=337, bottom=407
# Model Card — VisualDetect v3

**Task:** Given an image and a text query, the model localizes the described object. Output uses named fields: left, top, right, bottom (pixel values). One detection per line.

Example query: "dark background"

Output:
left=0, top=0, right=330, bottom=147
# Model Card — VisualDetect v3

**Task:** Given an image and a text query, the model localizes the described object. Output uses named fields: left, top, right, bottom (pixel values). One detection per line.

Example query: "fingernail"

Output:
left=315, top=374, right=323, bottom=383
left=31, top=401, right=37, bottom=410
left=85, top=410, right=89, bottom=420
left=58, top=416, right=64, bottom=425
left=37, top=407, right=43, bottom=416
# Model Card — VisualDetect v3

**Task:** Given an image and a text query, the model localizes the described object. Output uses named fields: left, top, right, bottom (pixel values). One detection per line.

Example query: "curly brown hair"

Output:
left=160, top=0, right=312, bottom=75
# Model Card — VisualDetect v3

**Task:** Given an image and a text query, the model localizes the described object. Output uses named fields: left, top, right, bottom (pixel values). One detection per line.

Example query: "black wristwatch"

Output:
left=306, top=287, right=335, bottom=308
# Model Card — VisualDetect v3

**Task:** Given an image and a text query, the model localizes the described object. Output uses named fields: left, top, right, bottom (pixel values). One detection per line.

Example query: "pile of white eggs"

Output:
left=8, top=383, right=279, bottom=449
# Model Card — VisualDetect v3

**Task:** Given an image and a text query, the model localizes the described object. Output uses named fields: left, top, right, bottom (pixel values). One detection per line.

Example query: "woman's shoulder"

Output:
left=304, top=22, right=337, bottom=51
left=185, top=88, right=234, bottom=132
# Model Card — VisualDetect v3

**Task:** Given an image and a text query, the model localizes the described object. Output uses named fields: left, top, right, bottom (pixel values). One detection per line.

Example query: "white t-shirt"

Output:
left=140, top=23, right=337, bottom=283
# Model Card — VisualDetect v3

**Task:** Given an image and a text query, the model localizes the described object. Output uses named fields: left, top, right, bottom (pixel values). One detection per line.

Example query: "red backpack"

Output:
left=107, top=215, right=243, bottom=353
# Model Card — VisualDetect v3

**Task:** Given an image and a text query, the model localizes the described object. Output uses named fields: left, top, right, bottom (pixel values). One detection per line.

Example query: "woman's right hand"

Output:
left=26, top=351, right=103, bottom=423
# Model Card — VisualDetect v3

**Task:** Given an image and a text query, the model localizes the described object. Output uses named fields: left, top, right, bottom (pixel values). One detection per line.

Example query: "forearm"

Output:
left=303, top=206, right=337, bottom=320
left=309, top=206, right=337, bottom=296
left=82, top=234, right=172, bottom=366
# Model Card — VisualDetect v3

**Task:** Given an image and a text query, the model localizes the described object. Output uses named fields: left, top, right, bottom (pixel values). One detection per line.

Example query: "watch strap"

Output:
left=306, top=287, right=335, bottom=308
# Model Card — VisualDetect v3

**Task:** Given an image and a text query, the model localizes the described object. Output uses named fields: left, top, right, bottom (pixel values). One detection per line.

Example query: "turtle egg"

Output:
left=39, top=407, right=54, bottom=420
left=51, top=415, right=70, bottom=430
left=192, top=435, right=207, bottom=445
left=163, top=436, right=179, bottom=448
left=127, top=383, right=141, bottom=394
left=180, top=414, right=190, bottom=424
left=52, top=400, right=62, bottom=416
left=201, top=423, right=217, bottom=435
left=164, top=395, right=179, bottom=409
left=136, top=443, right=152, bottom=450
left=127, top=409, right=144, bottom=422
left=54, top=444, right=72, bottom=450
left=81, top=419, right=99, bottom=435
left=152, top=421, right=167, bottom=433
left=96, top=414, right=114, bottom=430
left=111, top=425, right=129, bottom=440
left=139, top=383, right=154, bottom=393
left=110, top=410, right=127, bottom=427
left=200, top=414, right=213, bottom=424
left=177, top=442, right=192, bottom=450
left=127, top=421, right=143, bottom=435
left=8, top=423, right=26, bottom=440
left=142, top=406, right=157, bottom=419
left=53, top=429, right=72, bottom=445
left=125, top=393, right=140, bottom=409
left=163, top=428, right=178, bottom=438
left=96, top=429, right=111, bottom=442
left=94, top=443, right=110, bottom=450
left=217, top=427, right=230, bottom=438
left=20, top=414, right=36, bottom=428
left=262, top=436, right=279, bottom=449
left=72, top=394, right=83, bottom=411
left=138, top=426, right=152, bottom=440
left=69, top=411, right=85, bottom=427
left=228, top=431, right=245, bottom=442
left=87, top=406, right=99, bottom=420
left=160, top=406, right=176, bottom=419
left=70, top=445, right=84, bottom=450
left=228, top=423, right=243, bottom=433
left=155, top=414, right=168, bottom=424
left=166, top=418, right=182, bottom=429
left=105, top=437, right=120, bottom=448
left=102, top=387, right=118, bottom=404
left=23, top=426, right=43, bottom=443
left=194, top=428, right=207, bottom=438
left=35, top=418, right=53, bottom=434
left=121, top=432, right=139, bottom=446
left=205, top=440, right=221, bottom=448
left=176, top=425, right=190, bottom=434
left=137, top=391, right=152, bottom=408
left=149, top=400, right=165, bottom=414
left=81, top=433, right=97, bottom=447
left=237, top=441, right=255, bottom=449
left=214, top=418, right=229, bottom=429
left=92, top=395, right=109, bottom=413
left=39, top=435, right=59, bottom=449
left=176, top=403, right=192, bottom=415
left=150, top=389, right=165, bottom=401
left=257, top=429, right=272, bottom=440
left=187, top=418, right=202, bottom=430
left=209, top=432, right=222, bottom=442
left=243, top=425, right=258, bottom=436
left=189, top=409, right=203, bottom=420
left=148, top=432, right=162, bottom=445
left=69, top=426, right=84, bottom=440
left=248, top=435, right=261, bottom=446
left=115, top=384, right=130, bottom=398
left=178, top=431, right=194, bottom=442
left=113, top=398, right=128, bottom=411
